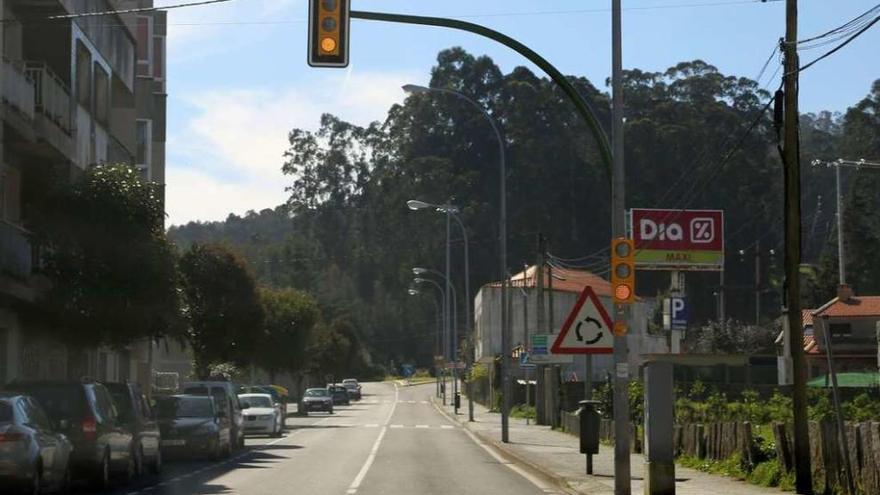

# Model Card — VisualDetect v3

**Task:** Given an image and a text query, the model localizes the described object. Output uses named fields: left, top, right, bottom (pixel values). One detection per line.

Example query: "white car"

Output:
left=238, top=394, right=283, bottom=437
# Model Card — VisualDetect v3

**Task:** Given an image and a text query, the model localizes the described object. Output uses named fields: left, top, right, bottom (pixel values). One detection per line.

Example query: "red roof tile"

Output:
left=814, top=296, right=880, bottom=318
left=802, top=309, right=814, bottom=327
left=485, top=265, right=612, bottom=297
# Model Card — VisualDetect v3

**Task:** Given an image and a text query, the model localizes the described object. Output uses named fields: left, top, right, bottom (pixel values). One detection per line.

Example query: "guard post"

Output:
left=578, top=399, right=601, bottom=474
left=644, top=360, right=675, bottom=494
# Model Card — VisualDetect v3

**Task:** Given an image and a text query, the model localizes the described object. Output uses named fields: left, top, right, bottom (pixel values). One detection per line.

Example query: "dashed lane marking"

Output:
left=346, top=383, right=399, bottom=495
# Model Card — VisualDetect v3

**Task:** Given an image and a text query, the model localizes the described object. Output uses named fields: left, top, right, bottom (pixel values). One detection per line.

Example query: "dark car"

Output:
left=106, top=382, right=162, bottom=476
left=341, top=379, right=361, bottom=401
left=155, top=395, right=231, bottom=460
left=10, top=381, right=135, bottom=490
left=327, top=386, right=350, bottom=406
left=181, top=381, right=246, bottom=450
left=299, top=388, right=333, bottom=415
left=0, top=393, right=73, bottom=494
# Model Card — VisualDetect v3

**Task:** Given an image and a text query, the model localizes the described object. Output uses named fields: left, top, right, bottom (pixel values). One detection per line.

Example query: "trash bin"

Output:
left=454, top=392, right=461, bottom=409
left=577, top=400, right=601, bottom=455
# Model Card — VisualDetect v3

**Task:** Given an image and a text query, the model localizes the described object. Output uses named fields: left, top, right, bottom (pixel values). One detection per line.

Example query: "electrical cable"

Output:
left=795, top=13, right=880, bottom=74
left=46, top=0, right=237, bottom=19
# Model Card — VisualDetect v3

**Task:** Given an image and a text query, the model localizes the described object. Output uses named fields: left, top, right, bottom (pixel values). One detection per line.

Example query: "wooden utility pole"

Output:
left=782, top=0, right=813, bottom=492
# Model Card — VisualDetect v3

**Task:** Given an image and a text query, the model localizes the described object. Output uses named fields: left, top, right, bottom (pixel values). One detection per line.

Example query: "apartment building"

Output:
left=1, top=0, right=167, bottom=385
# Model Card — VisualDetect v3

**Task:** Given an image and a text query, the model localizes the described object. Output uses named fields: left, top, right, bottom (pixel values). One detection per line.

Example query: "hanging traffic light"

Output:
left=308, top=0, right=349, bottom=68
left=611, top=238, right=635, bottom=304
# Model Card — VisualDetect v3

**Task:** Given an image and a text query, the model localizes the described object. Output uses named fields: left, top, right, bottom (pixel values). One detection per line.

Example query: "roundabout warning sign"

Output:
left=550, top=286, right=614, bottom=355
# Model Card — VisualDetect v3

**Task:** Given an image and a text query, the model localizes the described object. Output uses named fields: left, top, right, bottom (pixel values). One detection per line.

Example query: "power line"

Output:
left=797, top=3, right=880, bottom=46
left=795, top=11, right=880, bottom=74
left=45, top=0, right=237, bottom=20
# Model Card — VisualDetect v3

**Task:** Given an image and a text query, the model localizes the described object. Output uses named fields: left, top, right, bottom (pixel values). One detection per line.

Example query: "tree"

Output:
left=304, top=318, right=362, bottom=380
left=686, top=320, right=778, bottom=355
left=179, top=243, right=264, bottom=378
left=31, top=164, right=183, bottom=347
left=257, top=287, right=320, bottom=381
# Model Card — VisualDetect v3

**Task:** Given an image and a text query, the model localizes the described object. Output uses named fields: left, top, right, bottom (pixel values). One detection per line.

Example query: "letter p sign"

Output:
left=671, top=297, right=687, bottom=330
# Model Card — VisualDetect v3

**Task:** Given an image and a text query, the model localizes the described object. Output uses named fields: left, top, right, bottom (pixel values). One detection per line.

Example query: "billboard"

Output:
left=630, top=209, right=724, bottom=270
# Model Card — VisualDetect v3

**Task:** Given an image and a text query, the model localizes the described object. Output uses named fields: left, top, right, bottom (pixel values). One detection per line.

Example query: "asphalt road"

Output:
left=92, top=381, right=558, bottom=495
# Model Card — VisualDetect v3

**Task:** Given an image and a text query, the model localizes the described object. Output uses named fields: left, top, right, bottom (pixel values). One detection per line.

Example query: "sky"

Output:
left=158, top=0, right=880, bottom=227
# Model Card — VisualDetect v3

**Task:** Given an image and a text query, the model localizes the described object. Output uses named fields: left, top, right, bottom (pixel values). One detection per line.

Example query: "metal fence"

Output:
left=25, top=61, right=73, bottom=134
left=2, top=57, right=35, bottom=119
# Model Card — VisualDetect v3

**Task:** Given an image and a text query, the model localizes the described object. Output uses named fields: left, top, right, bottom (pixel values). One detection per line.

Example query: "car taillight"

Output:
left=82, top=417, right=97, bottom=441
left=0, top=432, right=26, bottom=443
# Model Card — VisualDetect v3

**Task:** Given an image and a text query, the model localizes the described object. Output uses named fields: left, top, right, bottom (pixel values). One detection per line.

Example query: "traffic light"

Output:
left=611, top=238, right=635, bottom=304
left=308, top=0, right=349, bottom=68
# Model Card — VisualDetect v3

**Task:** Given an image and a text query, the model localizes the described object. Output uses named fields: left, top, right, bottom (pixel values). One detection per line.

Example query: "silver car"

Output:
left=0, top=393, right=74, bottom=494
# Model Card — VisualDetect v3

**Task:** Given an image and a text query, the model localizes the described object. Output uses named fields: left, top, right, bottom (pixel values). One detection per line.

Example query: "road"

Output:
left=97, top=381, right=557, bottom=495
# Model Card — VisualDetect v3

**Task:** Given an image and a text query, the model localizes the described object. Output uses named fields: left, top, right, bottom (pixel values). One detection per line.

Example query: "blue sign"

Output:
left=401, top=364, right=415, bottom=377
left=671, top=297, right=688, bottom=330
left=519, top=352, right=536, bottom=369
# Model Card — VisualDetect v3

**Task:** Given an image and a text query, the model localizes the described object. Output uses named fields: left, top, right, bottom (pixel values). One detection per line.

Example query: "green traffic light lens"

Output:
left=322, top=16, right=337, bottom=31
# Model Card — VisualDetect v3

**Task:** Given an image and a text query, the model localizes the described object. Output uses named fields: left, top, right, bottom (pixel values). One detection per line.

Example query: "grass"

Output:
left=509, top=404, right=536, bottom=419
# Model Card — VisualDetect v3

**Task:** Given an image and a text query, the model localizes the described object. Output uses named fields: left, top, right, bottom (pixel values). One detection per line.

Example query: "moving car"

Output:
left=238, top=394, right=283, bottom=437
left=10, top=381, right=135, bottom=490
left=0, top=393, right=73, bottom=494
left=341, top=379, right=361, bottom=401
left=299, top=388, right=333, bottom=415
left=181, top=381, right=246, bottom=450
left=328, top=385, right=350, bottom=406
left=240, top=385, right=287, bottom=417
left=155, top=395, right=231, bottom=460
left=106, top=382, right=162, bottom=475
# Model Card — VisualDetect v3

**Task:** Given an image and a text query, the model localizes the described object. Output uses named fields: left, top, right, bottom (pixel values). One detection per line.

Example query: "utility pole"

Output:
left=755, top=240, right=761, bottom=326
left=782, top=1, right=813, bottom=492
left=834, top=163, right=846, bottom=285
left=611, top=0, right=631, bottom=493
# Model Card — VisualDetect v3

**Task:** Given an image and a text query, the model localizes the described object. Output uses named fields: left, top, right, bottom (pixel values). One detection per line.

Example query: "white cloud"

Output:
left=165, top=70, right=420, bottom=226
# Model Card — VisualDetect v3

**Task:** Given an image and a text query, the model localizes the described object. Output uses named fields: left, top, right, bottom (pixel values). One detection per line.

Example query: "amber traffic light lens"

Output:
left=320, top=37, right=337, bottom=52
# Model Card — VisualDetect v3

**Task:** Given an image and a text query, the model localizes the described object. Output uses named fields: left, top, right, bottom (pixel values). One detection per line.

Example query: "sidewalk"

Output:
left=435, top=396, right=782, bottom=495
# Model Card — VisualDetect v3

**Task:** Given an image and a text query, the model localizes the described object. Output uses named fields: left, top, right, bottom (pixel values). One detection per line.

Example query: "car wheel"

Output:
left=150, top=447, right=162, bottom=475
left=121, top=447, right=137, bottom=484
left=27, top=463, right=41, bottom=495
left=92, top=452, right=110, bottom=491
left=134, top=445, right=144, bottom=478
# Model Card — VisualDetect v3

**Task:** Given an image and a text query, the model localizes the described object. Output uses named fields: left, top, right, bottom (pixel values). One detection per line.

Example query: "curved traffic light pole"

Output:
left=349, top=10, right=613, bottom=180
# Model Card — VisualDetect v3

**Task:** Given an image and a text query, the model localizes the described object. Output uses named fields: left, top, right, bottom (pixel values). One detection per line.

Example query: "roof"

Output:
left=813, top=296, right=880, bottom=319
left=802, top=309, right=814, bottom=327
left=484, top=265, right=612, bottom=297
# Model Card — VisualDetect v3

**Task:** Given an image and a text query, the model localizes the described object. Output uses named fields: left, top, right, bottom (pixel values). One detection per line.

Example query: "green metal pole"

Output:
left=350, top=10, right=613, bottom=181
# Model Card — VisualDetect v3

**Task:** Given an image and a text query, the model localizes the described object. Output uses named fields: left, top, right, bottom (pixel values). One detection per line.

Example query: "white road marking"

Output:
left=346, top=383, right=398, bottom=494
left=364, top=423, right=379, bottom=428
left=440, top=425, right=455, bottom=429
left=389, top=424, right=404, bottom=428
left=415, top=424, right=429, bottom=428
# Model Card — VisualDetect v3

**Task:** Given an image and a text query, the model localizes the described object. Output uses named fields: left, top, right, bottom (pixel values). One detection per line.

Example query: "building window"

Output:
left=136, top=119, right=153, bottom=180
left=136, top=16, right=153, bottom=77
left=93, top=64, right=110, bottom=125
left=153, top=35, right=165, bottom=82
left=829, top=323, right=852, bottom=338
left=75, top=42, right=91, bottom=106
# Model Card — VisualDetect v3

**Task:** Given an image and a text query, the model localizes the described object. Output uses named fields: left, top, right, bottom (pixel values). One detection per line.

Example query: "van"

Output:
left=180, top=381, right=246, bottom=449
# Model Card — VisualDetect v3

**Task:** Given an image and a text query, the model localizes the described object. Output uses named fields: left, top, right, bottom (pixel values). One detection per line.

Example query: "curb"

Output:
left=431, top=395, right=580, bottom=495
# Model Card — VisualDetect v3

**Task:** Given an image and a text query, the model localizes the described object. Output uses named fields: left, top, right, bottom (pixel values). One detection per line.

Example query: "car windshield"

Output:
left=242, top=396, right=272, bottom=408
left=305, top=389, right=328, bottom=397
left=158, top=397, right=213, bottom=418
left=343, top=383, right=357, bottom=389
left=107, top=386, right=133, bottom=419
left=0, top=402, right=12, bottom=422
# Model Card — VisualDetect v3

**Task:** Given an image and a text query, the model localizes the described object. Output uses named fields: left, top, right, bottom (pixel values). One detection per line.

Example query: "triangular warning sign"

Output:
left=550, top=286, right=614, bottom=355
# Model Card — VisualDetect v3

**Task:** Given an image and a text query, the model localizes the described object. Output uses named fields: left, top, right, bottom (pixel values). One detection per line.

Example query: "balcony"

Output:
left=25, top=62, right=72, bottom=135
left=0, top=220, right=33, bottom=281
left=2, top=57, right=35, bottom=120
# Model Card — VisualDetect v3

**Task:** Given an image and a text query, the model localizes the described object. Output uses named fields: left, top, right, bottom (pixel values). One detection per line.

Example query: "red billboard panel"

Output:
left=630, top=209, right=724, bottom=270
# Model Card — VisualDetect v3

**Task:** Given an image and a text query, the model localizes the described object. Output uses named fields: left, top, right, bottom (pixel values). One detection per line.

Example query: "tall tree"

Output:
left=31, top=164, right=183, bottom=347
left=257, top=287, right=320, bottom=381
left=179, top=243, right=265, bottom=378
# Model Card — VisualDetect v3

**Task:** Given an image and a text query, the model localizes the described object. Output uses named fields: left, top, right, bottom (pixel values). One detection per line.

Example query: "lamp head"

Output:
left=407, top=200, right=431, bottom=211
left=402, top=84, right=430, bottom=94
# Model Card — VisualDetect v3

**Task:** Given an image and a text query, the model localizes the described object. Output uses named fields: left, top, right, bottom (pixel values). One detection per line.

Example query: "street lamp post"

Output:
left=403, top=84, right=508, bottom=441
left=414, top=268, right=459, bottom=406
left=408, top=200, right=473, bottom=419
left=408, top=288, right=444, bottom=397
left=413, top=276, right=449, bottom=400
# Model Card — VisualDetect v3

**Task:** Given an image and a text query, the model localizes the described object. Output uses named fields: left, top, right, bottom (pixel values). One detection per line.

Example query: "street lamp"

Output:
left=408, top=199, right=473, bottom=420
left=413, top=277, right=448, bottom=401
left=413, top=269, right=458, bottom=364
left=408, top=287, right=444, bottom=398
left=403, top=83, right=509, bottom=441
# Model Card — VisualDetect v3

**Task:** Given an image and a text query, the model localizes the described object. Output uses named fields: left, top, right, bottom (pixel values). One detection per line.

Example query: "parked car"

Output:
left=238, top=394, right=282, bottom=437
left=106, top=382, right=162, bottom=476
left=327, top=385, right=350, bottom=406
left=240, top=385, right=286, bottom=417
left=341, top=379, right=361, bottom=401
left=299, top=388, right=333, bottom=415
left=0, top=393, right=74, bottom=494
left=181, top=381, right=246, bottom=450
left=154, top=395, right=231, bottom=460
left=10, top=381, right=135, bottom=490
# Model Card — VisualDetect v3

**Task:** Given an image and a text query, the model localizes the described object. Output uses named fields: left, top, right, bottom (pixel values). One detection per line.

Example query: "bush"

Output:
left=747, top=459, right=783, bottom=487
left=510, top=404, right=536, bottom=419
